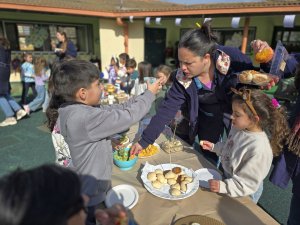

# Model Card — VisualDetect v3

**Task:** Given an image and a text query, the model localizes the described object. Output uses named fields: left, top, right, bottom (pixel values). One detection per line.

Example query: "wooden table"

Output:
left=111, top=125, right=279, bottom=225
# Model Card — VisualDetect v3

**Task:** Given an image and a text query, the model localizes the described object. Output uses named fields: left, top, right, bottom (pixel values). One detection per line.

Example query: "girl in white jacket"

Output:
left=200, top=88, right=289, bottom=203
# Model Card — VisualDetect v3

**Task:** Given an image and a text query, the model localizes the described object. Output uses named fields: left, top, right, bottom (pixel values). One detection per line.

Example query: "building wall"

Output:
left=0, top=10, right=100, bottom=56
left=99, top=18, right=144, bottom=71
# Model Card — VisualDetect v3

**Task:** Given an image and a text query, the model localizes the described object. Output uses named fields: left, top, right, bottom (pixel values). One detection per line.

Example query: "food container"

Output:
left=113, top=144, right=137, bottom=171
left=238, top=70, right=276, bottom=86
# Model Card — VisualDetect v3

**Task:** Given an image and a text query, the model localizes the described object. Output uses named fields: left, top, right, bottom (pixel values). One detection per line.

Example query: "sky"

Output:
left=160, top=0, right=263, bottom=4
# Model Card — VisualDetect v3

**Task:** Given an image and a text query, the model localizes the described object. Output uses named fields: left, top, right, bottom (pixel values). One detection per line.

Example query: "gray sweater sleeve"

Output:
left=86, top=90, right=155, bottom=141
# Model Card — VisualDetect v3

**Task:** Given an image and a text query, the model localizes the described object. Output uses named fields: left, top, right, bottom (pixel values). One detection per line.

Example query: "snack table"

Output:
left=111, top=125, right=279, bottom=225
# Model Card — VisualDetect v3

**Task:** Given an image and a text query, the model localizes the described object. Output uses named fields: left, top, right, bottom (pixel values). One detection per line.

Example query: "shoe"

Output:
left=0, top=117, right=17, bottom=127
left=23, top=105, right=30, bottom=115
left=16, top=109, right=27, bottom=120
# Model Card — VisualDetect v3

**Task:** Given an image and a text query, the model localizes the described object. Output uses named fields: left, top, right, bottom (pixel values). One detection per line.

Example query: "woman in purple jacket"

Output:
left=131, top=22, right=262, bottom=164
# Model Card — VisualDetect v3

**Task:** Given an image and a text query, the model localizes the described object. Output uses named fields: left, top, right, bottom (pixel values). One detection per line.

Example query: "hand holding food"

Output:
left=147, top=77, right=164, bottom=95
left=251, top=39, right=270, bottom=54
left=209, top=179, right=220, bottom=193
left=200, top=140, right=214, bottom=151
left=130, top=143, right=143, bottom=155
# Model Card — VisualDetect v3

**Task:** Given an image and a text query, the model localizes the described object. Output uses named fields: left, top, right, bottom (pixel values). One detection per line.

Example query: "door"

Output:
left=144, top=28, right=166, bottom=68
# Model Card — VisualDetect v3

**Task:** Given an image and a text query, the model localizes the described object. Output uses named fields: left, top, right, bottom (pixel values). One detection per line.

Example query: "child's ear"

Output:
left=254, top=115, right=260, bottom=123
left=76, top=88, right=87, bottom=101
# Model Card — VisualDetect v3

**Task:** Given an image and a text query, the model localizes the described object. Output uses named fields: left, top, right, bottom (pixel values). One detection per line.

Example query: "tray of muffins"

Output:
left=141, top=162, right=199, bottom=200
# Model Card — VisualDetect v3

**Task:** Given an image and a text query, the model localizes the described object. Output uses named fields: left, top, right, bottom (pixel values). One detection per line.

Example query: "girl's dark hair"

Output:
left=178, top=21, right=217, bottom=57
left=125, top=58, right=137, bottom=69
left=0, top=164, right=82, bottom=225
left=46, top=59, right=100, bottom=131
left=138, top=61, right=152, bottom=84
left=57, top=30, right=68, bottom=52
left=232, top=89, right=290, bottom=156
left=118, top=53, right=129, bottom=62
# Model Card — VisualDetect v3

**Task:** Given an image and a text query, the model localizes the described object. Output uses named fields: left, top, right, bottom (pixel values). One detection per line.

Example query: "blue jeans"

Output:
left=0, top=94, right=22, bottom=118
left=250, top=182, right=264, bottom=204
left=42, top=90, right=49, bottom=111
left=28, top=85, right=45, bottom=111
left=288, top=194, right=300, bottom=225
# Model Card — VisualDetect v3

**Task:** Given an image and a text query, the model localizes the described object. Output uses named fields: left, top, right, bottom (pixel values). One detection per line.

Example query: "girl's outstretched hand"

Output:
left=147, top=77, right=164, bottom=95
left=130, top=142, right=143, bottom=156
left=209, top=179, right=220, bottom=193
left=199, top=140, right=214, bottom=151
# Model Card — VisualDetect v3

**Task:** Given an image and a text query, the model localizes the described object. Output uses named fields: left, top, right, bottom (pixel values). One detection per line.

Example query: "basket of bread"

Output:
left=238, top=70, right=273, bottom=86
left=141, top=162, right=199, bottom=200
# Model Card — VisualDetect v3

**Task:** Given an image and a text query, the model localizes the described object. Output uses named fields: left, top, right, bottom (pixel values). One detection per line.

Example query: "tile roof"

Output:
left=0, top=0, right=299, bottom=17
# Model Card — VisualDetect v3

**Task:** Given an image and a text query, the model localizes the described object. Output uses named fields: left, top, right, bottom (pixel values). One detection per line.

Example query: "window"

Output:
left=272, top=27, right=300, bottom=53
left=3, top=21, right=92, bottom=52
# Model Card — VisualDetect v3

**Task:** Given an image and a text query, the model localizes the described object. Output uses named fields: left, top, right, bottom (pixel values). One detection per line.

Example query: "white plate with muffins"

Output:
left=141, top=162, right=199, bottom=200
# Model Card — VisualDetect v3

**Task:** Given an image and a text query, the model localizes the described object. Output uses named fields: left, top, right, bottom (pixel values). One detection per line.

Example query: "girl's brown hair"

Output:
left=137, top=61, right=152, bottom=84
left=57, top=30, right=68, bottom=52
left=232, top=88, right=290, bottom=156
left=155, top=64, right=172, bottom=83
left=34, top=57, right=48, bottom=76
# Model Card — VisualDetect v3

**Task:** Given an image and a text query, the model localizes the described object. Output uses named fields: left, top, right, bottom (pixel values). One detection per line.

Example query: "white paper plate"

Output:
left=195, top=168, right=222, bottom=189
left=141, top=162, right=199, bottom=200
left=105, top=184, right=139, bottom=209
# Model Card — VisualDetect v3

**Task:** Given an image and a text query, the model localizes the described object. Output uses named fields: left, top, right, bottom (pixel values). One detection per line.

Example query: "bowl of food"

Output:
left=113, top=144, right=138, bottom=171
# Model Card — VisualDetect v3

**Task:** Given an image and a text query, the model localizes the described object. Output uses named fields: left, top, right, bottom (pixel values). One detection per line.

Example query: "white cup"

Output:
left=108, top=95, right=114, bottom=105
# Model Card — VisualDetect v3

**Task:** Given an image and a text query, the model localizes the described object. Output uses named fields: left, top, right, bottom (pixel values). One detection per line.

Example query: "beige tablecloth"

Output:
left=111, top=125, right=279, bottom=225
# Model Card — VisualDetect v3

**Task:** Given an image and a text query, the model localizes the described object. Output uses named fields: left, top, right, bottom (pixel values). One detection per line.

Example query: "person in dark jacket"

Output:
left=270, top=64, right=300, bottom=225
left=130, top=22, right=275, bottom=164
left=52, top=30, right=77, bottom=61
left=0, top=36, right=26, bottom=126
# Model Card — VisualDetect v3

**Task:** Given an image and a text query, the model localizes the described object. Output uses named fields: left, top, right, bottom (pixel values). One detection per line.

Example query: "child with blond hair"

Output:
left=23, top=57, right=49, bottom=114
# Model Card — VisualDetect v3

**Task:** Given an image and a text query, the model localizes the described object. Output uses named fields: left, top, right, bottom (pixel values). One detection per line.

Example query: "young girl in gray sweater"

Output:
left=46, top=59, right=162, bottom=225
left=201, top=88, right=289, bottom=203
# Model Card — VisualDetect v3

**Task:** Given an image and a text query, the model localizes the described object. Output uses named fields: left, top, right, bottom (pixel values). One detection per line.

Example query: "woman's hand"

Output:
left=209, top=179, right=220, bottom=193
left=250, top=39, right=270, bottom=55
left=147, top=77, right=164, bottom=95
left=95, top=204, right=128, bottom=225
left=130, top=142, right=143, bottom=155
left=199, top=140, right=214, bottom=151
